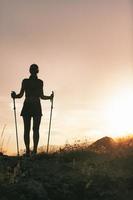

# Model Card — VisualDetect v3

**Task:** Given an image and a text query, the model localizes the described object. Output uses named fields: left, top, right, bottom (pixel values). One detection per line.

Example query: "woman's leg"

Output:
left=33, top=116, right=41, bottom=153
left=23, top=116, right=31, bottom=154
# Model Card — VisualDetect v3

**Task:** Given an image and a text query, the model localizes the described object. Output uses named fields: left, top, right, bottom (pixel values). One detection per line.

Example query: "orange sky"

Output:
left=0, top=0, right=133, bottom=155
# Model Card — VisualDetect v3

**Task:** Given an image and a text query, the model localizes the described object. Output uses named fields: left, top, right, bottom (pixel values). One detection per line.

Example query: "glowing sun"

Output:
left=104, top=88, right=133, bottom=137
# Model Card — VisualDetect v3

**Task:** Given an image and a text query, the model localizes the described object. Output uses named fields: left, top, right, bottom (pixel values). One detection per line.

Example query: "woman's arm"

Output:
left=41, top=95, right=51, bottom=100
left=11, top=80, right=25, bottom=99
left=15, top=89, right=24, bottom=98
left=40, top=91, right=52, bottom=100
left=40, top=81, right=53, bottom=100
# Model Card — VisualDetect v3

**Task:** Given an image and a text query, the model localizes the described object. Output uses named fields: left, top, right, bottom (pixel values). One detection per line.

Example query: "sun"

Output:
left=104, top=87, right=133, bottom=137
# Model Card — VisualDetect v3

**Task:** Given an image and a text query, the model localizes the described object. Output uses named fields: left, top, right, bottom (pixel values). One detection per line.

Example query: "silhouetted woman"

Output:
left=11, top=64, right=53, bottom=156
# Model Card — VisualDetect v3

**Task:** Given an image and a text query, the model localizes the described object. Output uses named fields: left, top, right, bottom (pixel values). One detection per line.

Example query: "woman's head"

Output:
left=29, top=64, right=39, bottom=75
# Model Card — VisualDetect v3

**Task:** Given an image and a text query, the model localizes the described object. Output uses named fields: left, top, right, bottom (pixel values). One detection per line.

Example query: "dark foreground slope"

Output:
left=0, top=139, right=133, bottom=200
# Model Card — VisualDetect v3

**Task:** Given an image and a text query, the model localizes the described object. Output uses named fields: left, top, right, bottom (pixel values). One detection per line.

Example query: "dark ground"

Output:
left=0, top=137, right=133, bottom=200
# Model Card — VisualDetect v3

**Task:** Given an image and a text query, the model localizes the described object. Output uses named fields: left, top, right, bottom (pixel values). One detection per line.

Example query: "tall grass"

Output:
left=0, top=124, right=6, bottom=154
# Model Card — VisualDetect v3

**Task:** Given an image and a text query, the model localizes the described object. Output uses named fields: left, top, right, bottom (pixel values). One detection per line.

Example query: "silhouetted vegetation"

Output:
left=0, top=136, right=133, bottom=200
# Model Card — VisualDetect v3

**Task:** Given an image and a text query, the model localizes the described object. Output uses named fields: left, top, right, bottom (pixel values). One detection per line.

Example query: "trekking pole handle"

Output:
left=11, top=91, right=16, bottom=110
left=51, top=91, right=54, bottom=109
left=13, top=98, right=16, bottom=110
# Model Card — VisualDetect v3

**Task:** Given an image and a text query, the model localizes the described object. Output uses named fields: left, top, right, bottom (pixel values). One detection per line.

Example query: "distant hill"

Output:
left=89, top=136, right=116, bottom=153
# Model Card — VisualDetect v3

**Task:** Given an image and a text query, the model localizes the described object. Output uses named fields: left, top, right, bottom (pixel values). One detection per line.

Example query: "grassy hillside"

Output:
left=0, top=137, right=133, bottom=200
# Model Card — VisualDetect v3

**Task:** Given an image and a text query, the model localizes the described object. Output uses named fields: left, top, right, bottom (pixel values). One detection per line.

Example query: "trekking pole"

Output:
left=13, top=98, right=20, bottom=156
left=46, top=91, right=54, bottom=153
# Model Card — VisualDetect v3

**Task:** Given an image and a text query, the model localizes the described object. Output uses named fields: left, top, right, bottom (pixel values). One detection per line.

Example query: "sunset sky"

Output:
left=0, top=0, right=133, bottom=154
